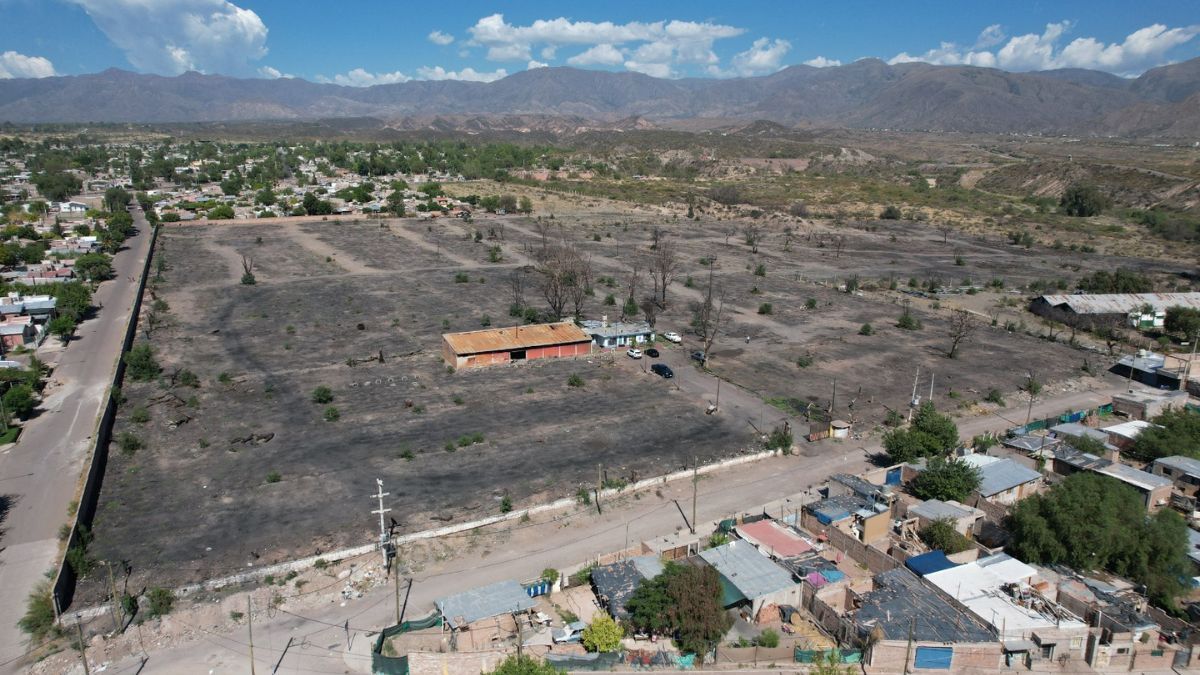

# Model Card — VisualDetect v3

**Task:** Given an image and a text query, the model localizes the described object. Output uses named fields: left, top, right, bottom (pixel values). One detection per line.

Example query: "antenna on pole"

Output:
left=372, top=478, right=392, bottom=566
left=908, top=367, right=920, bottom=423
left=928, top=373, right=935, bottom=405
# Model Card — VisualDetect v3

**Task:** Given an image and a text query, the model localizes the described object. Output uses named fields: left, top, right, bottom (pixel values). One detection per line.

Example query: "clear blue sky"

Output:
left=1, top=1, right=1197, bottom=84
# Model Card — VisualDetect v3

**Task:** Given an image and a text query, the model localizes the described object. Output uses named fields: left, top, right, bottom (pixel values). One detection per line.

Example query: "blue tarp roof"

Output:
left=905, top=551, right=959, bottom=576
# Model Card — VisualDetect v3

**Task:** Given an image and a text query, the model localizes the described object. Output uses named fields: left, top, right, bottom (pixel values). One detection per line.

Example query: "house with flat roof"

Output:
left=1101, top=420, right=1153, bottom=449
left=907, top=499, right=984, bottom=536
left=435, top=579, right=538, bottom=631
left=1052, top=446, right=1172, bottom=511
left=578, top=317, right=654, bottom=349
left=925, top=554, right=1089, bottom=660
left=1151, top=456, right=1200, bottom=518
left=590, top=556, right=663, bottom=621
left=1111, top=389, right=1188, bottom=421
left=697, top=540, right=800, bottom=615
left=441, top=322, right=592, bottom=369
left=734, top=519, right=816, bottom=560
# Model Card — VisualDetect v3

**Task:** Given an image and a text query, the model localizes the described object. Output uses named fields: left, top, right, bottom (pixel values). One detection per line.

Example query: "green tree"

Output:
left=1130, top=409, right=1200, bottom=462
left=519, top=196, right=533, bottom=214
left=386, top=189, right=406, bottom=216
left=666, top=564, right=730, bottom=658
left=74, top=252, right=114, bottom=282
left=255, top=187, right=276, bottom=206
left=1008, top=472, right=1190, bottom=609
left=910, top=457, right=981, bottom=502
left=1078, top=268, right=1152, bottom=294
left=1165, top=306, right=1200, bottom=339
left=303, top=192, right=333, bottom=215
left=2, top=384, right=36, bottom=419
left=490, top=655, right=564, bottom=675
left=582, top=613, right=624, bottom=652
left=208, top=204, right=235, bottom=220
left=51, top=282, right=92, bottom=322
left=879, top=205, right=902, bottom=220
left=103, top=186, right=131, bottom=213
left=883, top=403, right=959, bottom=463
left=48, top=315, right=76, bottom=342
left=919, top=518, right=973, bottom=554
left=1060, top=184, right=1110, bottom=217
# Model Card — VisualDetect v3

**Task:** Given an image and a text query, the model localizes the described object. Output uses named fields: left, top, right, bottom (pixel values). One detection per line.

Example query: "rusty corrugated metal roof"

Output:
left=442, top=321, right=592, bottom=355
left=1039, top=292, right=1200, bottom=314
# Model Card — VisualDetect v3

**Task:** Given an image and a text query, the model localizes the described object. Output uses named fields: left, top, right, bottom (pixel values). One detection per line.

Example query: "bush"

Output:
left=796, top=353, right=813, bottom=368
left=765, top=425, right=793, bottom=452
left=859, top=323, right=873, bottom=336
left=3, top=384, right=35, bottom=419
left=323, top=406, right=340, bottom=422
left=176, top=369, right=200, bottom=388
left=910, top=457, right=981, bottom=502
left=130, top=406, right=150, bottom=424
left=756, top=628, right=780, bottom=648
left=897, top=310, right=922, bottom=330
left=880, top=205, right=902, bottom=220
left=567, top=374, right=585, bottom=388
left=919, top=518, right=973, bottom=554
left=266, top=471, right=282, bottom=483
left=985, top=389, right=1005, bottom=406
left=1060, top=184, right=1111, bottom=217
left=757, top=302, right=773, bottom=315
left=18, top=581, right=59, bottom=639
left=147, top=587, right=174, bottom=617
left=311, top=386, right=333, bottom=403
left=804, top=298, right=818, bottom=310
left=582, top=613, right=624, bottom=652
left=124, top=344, right=160, bottom=381
left=500, top=495, right=513, bottom=513
left=753, top=263, right=766, bottom=277
left=118, top=432, right=142, bottom=457
left=454, top=272, right=470, bottom=283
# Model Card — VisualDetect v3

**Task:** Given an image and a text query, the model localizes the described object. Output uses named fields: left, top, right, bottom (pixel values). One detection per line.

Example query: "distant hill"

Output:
left=1, top=59, right=1198, bottom=136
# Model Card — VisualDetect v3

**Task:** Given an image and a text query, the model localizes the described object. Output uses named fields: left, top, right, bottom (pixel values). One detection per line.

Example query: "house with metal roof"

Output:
left=441, top=321, right=592, bottom=369
left=697, top=540, right=800, bottom=615
left=1052, top=447, right=1172, bottom=512
left=1110, top=351, right=1182, bottom=389
left=435, top=579, right=538, bottom=630
left=578, top=317, right=654, bottom=349
left=960, top=454, right=1042, bottom=506
left=908, top=499, right=984, bottom=535
left=1031, top=293, right=1200, bottom=328
left=1151, top=456, right=1200, bottom=518
left=590, top=555, right=663, bottom=621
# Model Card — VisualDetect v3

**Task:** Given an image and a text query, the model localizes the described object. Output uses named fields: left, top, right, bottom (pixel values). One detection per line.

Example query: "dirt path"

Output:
left=281, top=226, right=371, bottom=275
left=386, top=221, right=480, bottom=268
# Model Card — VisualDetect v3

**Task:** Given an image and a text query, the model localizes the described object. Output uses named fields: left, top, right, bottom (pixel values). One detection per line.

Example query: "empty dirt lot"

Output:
left=84, top=208, right=1191, bottom=595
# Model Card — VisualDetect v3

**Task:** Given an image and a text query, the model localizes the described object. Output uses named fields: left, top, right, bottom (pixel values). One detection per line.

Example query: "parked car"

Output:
left=651, top=363, right=674, bottom=378
left=662, top=331, right=682, bottom=343
left=691, top=350, right=706, bottom=362
left=645, top=348, right=660, bottom=358
left=626, top=348, right=643, bottom=359
left=553, top=621, right=587, bottom=643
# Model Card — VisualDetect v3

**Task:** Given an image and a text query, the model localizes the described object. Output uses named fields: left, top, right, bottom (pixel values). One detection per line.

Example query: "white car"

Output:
left=626, top=348, right=643, bottom=359
left=662, top=332, right=682, bottom=343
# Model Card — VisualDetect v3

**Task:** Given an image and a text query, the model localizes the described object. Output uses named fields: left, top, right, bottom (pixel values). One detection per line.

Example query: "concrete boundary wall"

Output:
left=69, top=446, right=781, bottom=621
left=53, top=223, right=159, bottom=616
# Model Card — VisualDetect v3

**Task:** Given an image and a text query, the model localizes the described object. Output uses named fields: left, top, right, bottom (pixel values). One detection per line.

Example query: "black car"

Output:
left=650, top=363, right=674, bottom=378
left=690, top=351, right=706, bottom=362
left=644, top=348, right=660, bottom=358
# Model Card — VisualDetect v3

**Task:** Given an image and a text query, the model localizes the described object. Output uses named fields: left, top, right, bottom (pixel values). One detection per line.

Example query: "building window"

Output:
left=1116, top=648, right=1129, bottom=655
left=1040, top=645, right=1055, bottom=660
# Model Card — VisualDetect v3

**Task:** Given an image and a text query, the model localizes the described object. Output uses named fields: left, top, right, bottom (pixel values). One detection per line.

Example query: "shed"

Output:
left=441, top=322, right=592, bottom=369
left=436, top=580, right=538, bottom=630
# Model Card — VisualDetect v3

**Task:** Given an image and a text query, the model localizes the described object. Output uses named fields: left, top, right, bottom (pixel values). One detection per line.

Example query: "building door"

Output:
left=511, top=350, right=526, bottom=360
left=914, top=647, right=952, bottom=669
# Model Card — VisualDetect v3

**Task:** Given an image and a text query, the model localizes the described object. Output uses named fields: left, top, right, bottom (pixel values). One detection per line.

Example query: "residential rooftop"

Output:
left=698, top=541, right=796, bottom=602
left=1154, top=455, right=1200, bottom=478
left=441, top=321, right=592, bottom=355
left=853, top=567, right=995, bottom=644
left=960, top=455, right=1041, bottom=497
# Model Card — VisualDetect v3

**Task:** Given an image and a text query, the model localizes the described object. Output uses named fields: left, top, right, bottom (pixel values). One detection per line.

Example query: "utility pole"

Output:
left=596, top=463, right=602, bottom=514
left=908, top=367, right=920, bottom=423
left=714, top=376, right=721, bottom=411
left=690, top=457, right=698, bottom=535
left=105, top=561, right=121, bottom=631
left=247, top=595, right=256, bottom=675
left=371, top=478, right=391, bottom=566
left=75, top=614, right=90, bottom=675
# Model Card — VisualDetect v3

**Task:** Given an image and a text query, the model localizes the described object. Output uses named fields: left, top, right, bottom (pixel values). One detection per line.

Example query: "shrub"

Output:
left=753, top=263, right=766, bottom=277
left=985, top=389, right=1005, bottom=406
left=266, top=471, right=282, bottom=483
left=756, top=628, right=780, bottom=648
left=311, top=386, right=333, bottom=403
left=582, top=613, right=624, bottom=652
left=3, top=385, right=35, bottom=419
left=567, top=374, right=585, bottom=387
left=796, top=354, right=813, bottom=368
left=453, top=272, right=470, bottom=283
left=124, top=344, right=160, bottom=381
left=118, top=432, right=142, bottom=456
left=147, top=587, right=174, bottom=617
left=500, top=495, right=513, bottom=513
left=130, top=406, right=150, bottom=424
left=897, top=310, right=922, bottom=330
left=804, top=298, right=817, bottom=310
left=218, top=371, right=232, bottom=384
left=880, top=205, right=902, bottom=220
left=176, top=369, right=200, bottom=388
left=919, top=518, right=973, bottom=554
left=757, top=302, right=773, bottom=315
left=859, top=323, right=873, bottom=336
left=323, top=406, right=340, bottom=422
left=18, top=581, right=59, bottom=639
left=480, top=314, right=492, bottom=327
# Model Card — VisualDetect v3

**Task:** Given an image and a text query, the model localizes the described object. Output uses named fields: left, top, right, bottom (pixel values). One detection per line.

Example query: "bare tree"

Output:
left=537, top=249, right=570, bottom=319
left=742, top=223, right=762, bottom=254
left=565, top=249, right=593, bottom=319
left=937, top=222, right=954, bottom=244
left=650, top=226, right=663, bottom=250
left=691, top=266, right=728, bottom=366
left=782, top=226, right=794, bottom=252
left=509, top=267, right=527, bottom=313
left=538, top=243, right=591, bottom=319
left=947, top=309, right=977, bottom=358
left=832, top=234, right=846, bottom=259
left=532, top=219, right=553, bottom=253
left=649, top=237, right=680, bottom=307
left=722, top=226, right=735, bottom=246
left=788, top=201, right=809, bottom=218
left=623, top=257, right=642, bottom=316
left=639, top=295, right=659, bottom=329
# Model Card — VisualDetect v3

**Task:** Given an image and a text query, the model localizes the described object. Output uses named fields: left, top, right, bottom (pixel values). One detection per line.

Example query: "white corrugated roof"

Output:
left=1038, top=292, right=1200, bottom=314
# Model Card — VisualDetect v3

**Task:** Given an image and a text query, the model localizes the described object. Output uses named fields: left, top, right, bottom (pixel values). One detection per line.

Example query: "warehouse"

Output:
left=1031, top=292, right=1200, bottom=329
left=441, top=321, right=593, bottom=369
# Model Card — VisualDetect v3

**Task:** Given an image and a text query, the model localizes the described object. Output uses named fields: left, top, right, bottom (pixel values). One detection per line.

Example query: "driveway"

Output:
left=0, top=206, right=152, bottom=671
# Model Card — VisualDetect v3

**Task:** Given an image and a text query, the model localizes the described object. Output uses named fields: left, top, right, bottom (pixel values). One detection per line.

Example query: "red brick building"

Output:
left=441, top=322, right=592, bottom=369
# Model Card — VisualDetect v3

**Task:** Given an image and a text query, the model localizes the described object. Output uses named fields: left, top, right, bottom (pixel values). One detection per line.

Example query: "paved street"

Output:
left=0, top=206, right=152, bottom=672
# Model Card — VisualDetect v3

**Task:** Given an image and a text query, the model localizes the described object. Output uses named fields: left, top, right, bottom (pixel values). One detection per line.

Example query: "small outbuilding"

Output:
left=435, top=579, right=539, bottom=630
left=579, top=317, right=654, bottom=349
left=441, top=321, right=592, bottom=369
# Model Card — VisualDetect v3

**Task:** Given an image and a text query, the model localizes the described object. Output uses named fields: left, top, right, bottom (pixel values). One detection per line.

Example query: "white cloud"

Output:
left=887, top=21, right=1199, bottom=75
left=567, top=44, right=625, bottom=67
left=68, top=0, right=268, bottom=75
left=466, top=13, right=745, bottom=78
left=527, top=60, right=549, bottom=70
left=320, top=68, right=412, bottom=87
left=416, top=66, right=508, bottom=82
left=258, top=65, right=292, bottom=79
left=803, top=56, right=841, bottom=68
left=428, top=30, right=454, bottom=46
left=0, top=51, right=56, bottom=79
left=732, top=37, right=791, bottom=76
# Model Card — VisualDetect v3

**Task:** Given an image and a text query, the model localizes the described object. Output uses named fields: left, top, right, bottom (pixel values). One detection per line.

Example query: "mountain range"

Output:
left=2, top=58, right=1199, bottom=136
